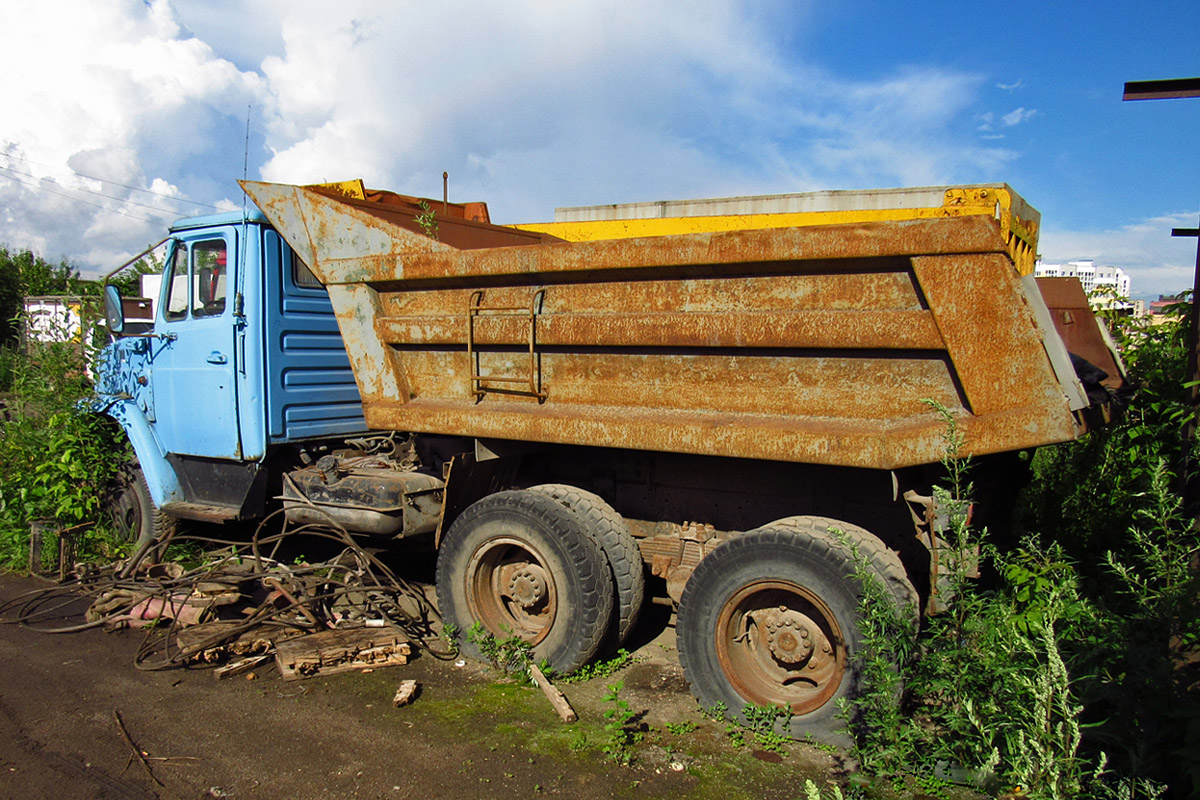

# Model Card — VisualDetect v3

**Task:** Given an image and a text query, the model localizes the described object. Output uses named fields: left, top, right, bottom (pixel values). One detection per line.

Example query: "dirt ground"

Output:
left=0, top=571, right=848, bottom=800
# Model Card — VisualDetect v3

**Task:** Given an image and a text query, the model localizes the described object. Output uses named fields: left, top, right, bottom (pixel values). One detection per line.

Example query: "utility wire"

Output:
left=0, top=164, right=194, bottom=220
left=0, top=169, right=165, bottom=226
left=0, top=151, right=220, bottom=211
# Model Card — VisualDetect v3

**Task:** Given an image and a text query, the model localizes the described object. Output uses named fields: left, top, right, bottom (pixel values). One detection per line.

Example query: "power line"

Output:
left=0, top=164, right=186, bottom=219
left=0, top=151, right=221, bottom=211
left=0, top=169, right=165, bottom=226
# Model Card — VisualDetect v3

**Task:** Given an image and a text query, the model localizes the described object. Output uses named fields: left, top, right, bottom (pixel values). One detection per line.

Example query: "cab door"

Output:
left=149, top=232, right=242, bottom=459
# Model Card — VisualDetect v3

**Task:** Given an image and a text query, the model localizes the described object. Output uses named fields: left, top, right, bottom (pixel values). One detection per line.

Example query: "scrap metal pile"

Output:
left=0, top=517, right=456, bottom=681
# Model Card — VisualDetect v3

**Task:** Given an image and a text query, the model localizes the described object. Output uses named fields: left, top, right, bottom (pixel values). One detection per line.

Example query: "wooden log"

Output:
left=275, top=625, right=411, bottom=681
left=529, top=663, right=577, bottom=723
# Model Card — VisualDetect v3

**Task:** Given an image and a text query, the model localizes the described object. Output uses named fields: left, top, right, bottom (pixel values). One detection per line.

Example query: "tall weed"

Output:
left=0, top=336, right=128, bottom=568
left=841, top=401, right=1141, bottom=797
left=843, top=298, right=1200, bottom=797
left=1078, top=461, right=1200, bottom=793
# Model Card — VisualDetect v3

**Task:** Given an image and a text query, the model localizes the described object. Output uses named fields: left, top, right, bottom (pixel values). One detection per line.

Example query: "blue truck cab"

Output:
left=94, top=209, right=367, bottom=543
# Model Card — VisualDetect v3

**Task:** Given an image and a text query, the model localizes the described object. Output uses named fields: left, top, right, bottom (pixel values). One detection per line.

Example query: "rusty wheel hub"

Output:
left=715, top=580, right=845, bottom=715
left=763, top=606, right=817, bottom=667
left=507, top=566, right=548, bottom=610
left=465, top=537, right=558, bottom=644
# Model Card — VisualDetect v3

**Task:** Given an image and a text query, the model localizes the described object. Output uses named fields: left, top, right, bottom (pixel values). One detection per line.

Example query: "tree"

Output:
left=108, top=248, right=164, bottom=298
left=0, top=244, right=94, bottom=346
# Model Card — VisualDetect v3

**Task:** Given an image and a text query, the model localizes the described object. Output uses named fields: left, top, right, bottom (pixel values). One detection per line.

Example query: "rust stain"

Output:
left=1035, top=277, right=1126, bottom=390
left=375, top=310, right=943, bottom=350
left=243, top=181, right=1104, bottom=472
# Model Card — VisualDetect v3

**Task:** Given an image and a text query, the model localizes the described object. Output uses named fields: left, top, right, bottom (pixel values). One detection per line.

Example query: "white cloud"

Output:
left=1001, top=107, right=1037, bottom=127
left=0, top=1, right=1076, bottom=276
left=246, top=7, right=1012, bottom=219
left=0, top=0, right=264, bottom=271
left=1040, top=211, right=1199, bottom=298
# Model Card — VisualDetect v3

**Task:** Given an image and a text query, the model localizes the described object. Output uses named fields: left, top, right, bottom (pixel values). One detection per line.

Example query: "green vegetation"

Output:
left=0, top=332, right=130, bottom=569
left=798, top=779, right=846, bottom=800
left=466, top=621, right=538, bottom=680
left=601, top=680, right=640, bottom=765
left=839, top=301, right=1198, bottom=798
left=739, top=703, right=792, bottom=754
left=440, top=621, right=461, bottom=656
left=415, top=200, right=439, bottom=241
left=559, top=647, right=638, bottom=684
left=0, top=242, right=171, bottom=570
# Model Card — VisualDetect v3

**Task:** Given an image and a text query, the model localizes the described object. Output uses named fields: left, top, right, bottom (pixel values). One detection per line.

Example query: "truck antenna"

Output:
left=242, top=105, right=252, bottom=217
left=237, top=105, right=252, bottom=323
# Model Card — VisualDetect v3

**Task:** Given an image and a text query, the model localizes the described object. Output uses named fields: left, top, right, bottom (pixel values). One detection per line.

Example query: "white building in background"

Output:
left=23, top=296, right=86, bottom=343
left=1034, top=259, right=1132, bottom=299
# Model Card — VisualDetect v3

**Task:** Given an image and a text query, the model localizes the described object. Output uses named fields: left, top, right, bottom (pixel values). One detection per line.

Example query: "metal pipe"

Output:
left=102, top=237, right=170, bottom=288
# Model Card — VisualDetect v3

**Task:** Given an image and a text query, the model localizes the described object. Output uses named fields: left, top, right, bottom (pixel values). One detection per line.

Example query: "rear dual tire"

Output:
left=436, top=490, right=616, bottom=672
left=527, top=483, right=645, bottom=650
left=677, top=516, right=917, bottom=745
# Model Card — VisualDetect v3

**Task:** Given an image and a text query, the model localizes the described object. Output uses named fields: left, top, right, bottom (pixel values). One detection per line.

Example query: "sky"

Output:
left=0, top=0, right=1197, bottom=299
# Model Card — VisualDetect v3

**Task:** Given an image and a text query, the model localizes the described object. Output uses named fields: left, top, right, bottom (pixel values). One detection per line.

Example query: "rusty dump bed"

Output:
left=242, top=180, right=1117, bottom=471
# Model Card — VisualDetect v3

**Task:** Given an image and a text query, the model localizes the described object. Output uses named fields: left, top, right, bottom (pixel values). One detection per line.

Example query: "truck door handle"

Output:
left=207, top=351, right=228, bottom=364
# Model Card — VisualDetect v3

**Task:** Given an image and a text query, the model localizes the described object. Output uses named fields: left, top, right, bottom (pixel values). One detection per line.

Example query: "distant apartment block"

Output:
left=1034, top=259, right=1131, bottom=298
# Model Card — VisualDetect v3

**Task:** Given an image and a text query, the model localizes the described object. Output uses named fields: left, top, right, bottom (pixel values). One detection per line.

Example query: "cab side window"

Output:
left=164, top=244, right=189, bottom=321
left=193, top=240, right=228, bottom=318
left=162, top=239, right=229, bottom=321
left=291, top=251, right=323, bottom=289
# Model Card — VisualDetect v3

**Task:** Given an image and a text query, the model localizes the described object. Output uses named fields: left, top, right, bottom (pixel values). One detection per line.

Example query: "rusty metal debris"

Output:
left=0, top=515, right=455, bottom=685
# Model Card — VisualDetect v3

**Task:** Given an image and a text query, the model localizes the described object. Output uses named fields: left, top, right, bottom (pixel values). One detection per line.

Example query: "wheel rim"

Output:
left=465, top=536, right=559, bottom=644
left=715, top=579, right=845, bottom=715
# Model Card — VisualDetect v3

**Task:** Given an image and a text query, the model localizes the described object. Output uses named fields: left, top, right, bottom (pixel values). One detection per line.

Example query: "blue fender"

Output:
left=89, top=396, right=184, bottom=508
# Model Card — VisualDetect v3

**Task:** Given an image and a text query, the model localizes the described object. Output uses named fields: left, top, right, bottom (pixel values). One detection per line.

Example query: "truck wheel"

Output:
left=436, top=490, right=615, bottom=673
left=676, top=518, right=916, bottom=745
left=106, top=465, right=177, bottom=550
left=527, top=484, right=645, bottom=648
left=762, top=515, right=920, bottom=616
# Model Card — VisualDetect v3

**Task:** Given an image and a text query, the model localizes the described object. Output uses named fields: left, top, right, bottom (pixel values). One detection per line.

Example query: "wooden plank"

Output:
left=274, top=626, right=411, bottom=681
left=530, top=663, right=577, bottom=723
left=176, top=620, right=278, bottom=662
left=392, top=680, right=419, bottom=707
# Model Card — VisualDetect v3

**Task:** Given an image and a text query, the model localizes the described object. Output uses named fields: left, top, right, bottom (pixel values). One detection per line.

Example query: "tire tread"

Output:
left=528, top=483, right=645, bottom=647
left=435, top=490, right=614, bottom=672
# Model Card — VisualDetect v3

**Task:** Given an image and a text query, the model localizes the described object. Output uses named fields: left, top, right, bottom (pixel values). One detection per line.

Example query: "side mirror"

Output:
left=103, top=284, right=125, bottom=336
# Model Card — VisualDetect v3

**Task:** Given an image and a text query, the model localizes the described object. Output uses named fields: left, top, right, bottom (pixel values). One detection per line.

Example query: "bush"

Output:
left=0, top=336, right=129, bottom=569
left=842, top=302, right=1198, bottom=798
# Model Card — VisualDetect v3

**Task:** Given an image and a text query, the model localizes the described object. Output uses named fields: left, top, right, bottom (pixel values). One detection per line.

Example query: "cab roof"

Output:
left=169, top=208, right=269, bottom=232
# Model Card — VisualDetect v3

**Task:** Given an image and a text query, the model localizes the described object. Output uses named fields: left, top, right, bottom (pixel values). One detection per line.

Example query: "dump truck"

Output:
left=93, top=180, right=1124, bottom=741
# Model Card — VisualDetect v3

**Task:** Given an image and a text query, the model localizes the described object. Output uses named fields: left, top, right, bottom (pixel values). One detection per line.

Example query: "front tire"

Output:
left=436, top=490, right=615, bottom=673
left=106, top=465, right=177, bottom=550
left=676, top=517, right=916, bottom=745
